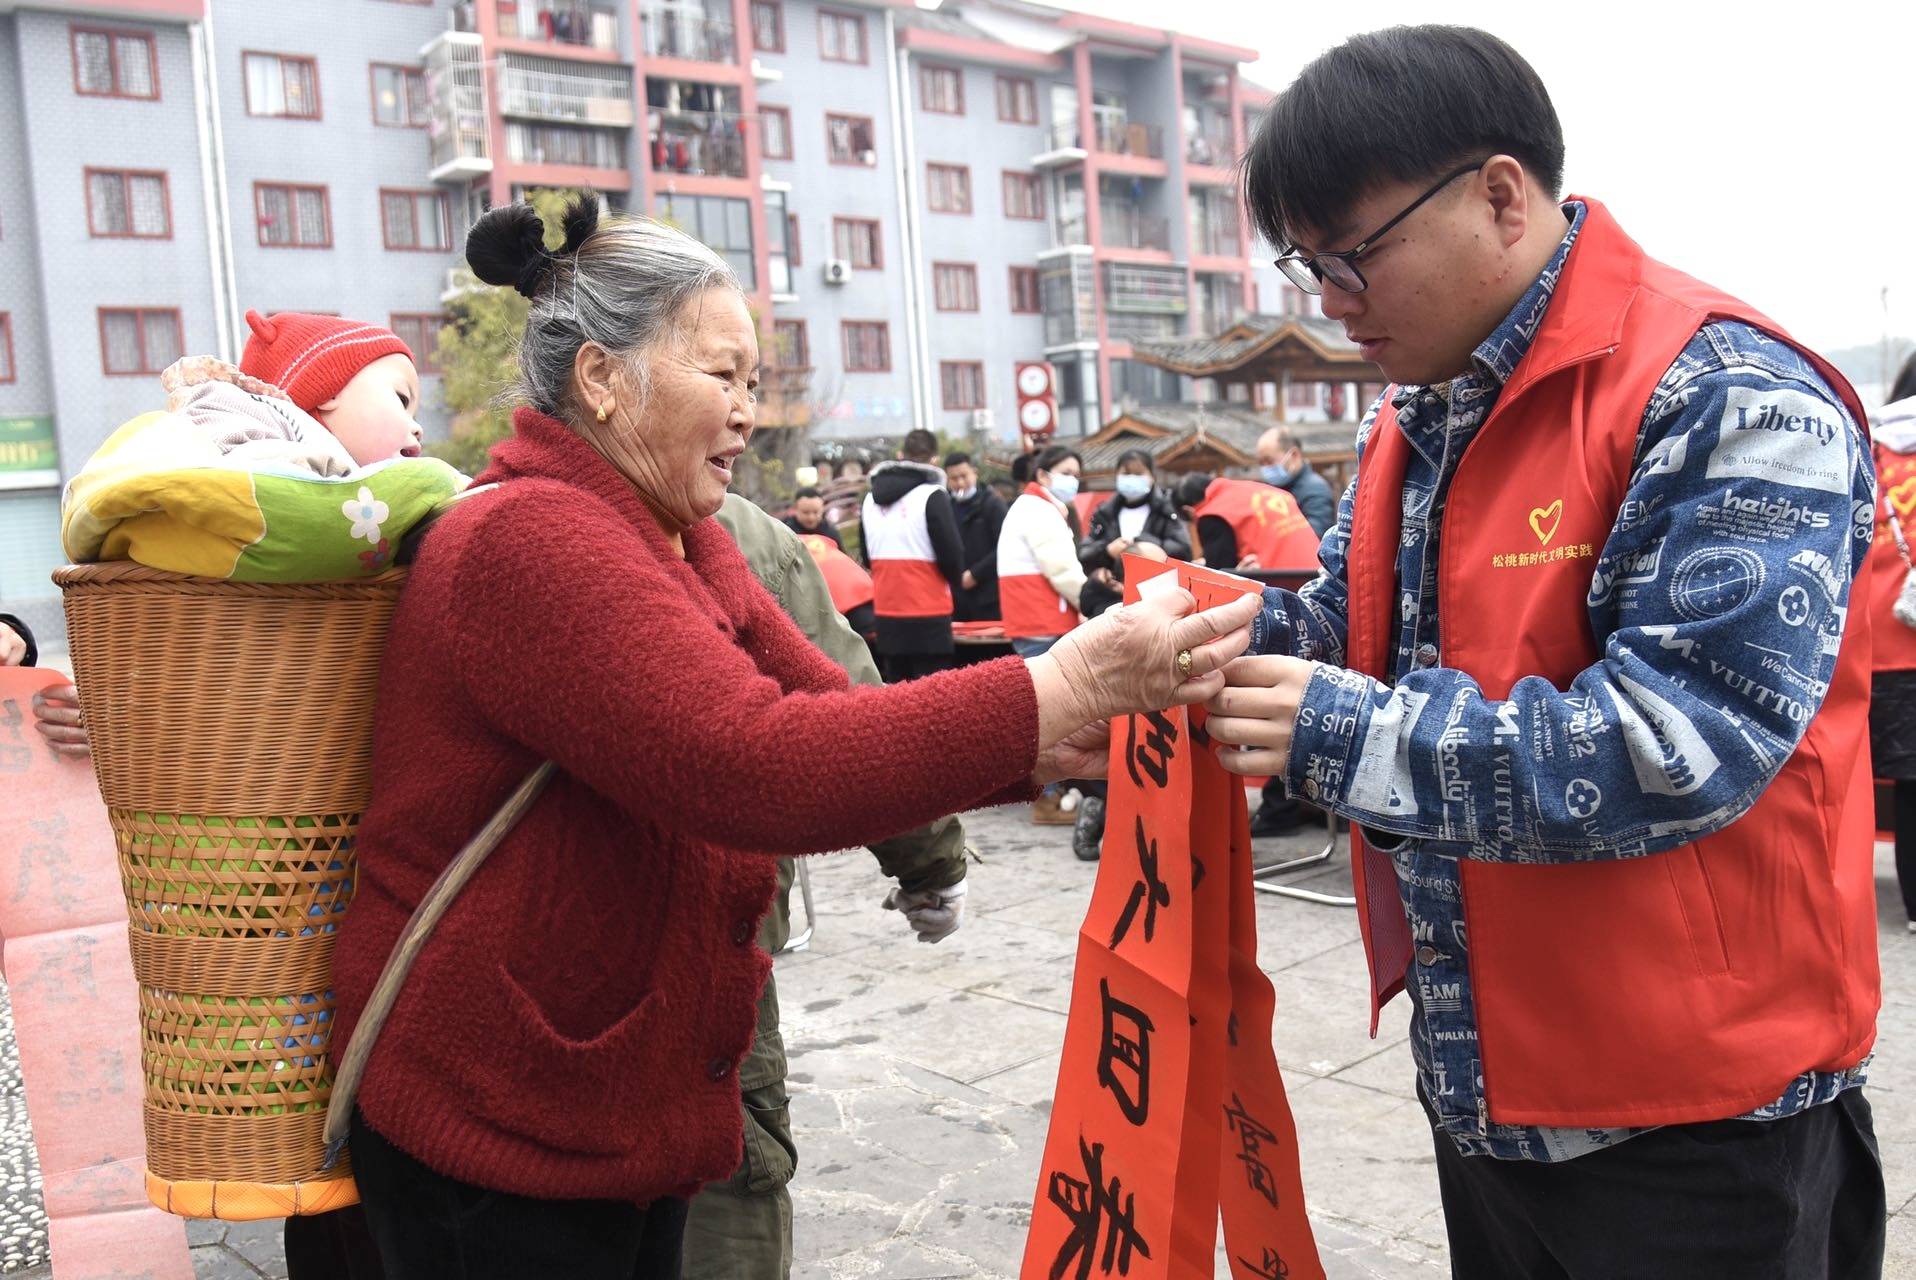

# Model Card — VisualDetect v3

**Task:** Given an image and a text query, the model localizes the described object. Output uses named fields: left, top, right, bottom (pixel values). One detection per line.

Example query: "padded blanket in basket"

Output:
left=62, top=357, right=465, bottom=582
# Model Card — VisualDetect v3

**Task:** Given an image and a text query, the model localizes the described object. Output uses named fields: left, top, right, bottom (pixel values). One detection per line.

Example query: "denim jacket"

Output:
left=1250, top=203, right=1874, bottom=1160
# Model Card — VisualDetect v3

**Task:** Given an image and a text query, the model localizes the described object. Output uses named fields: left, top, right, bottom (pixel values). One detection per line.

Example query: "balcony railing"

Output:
left=1043, top=118, right=1083, bottom=153
left=650, top=113, right=747, bottom=178
left=1193, top=224, right=1241, bottom=258
left=508, top=121, right=625, bottom=169
left=640, top=2, right=737, bottom=64
left=1184, top=112, right=1234, bottom=166
left=426, top=34, right=492, bottom=178
left=498, top=0, right=620, bottom=51
left=499, top=64, right=635, bottom=126
left=1103, top=262, right=1189, bottom=315
left=1099, top=206, right=1170, bottom=252
left=1092, top=109, right=1163, bottom=159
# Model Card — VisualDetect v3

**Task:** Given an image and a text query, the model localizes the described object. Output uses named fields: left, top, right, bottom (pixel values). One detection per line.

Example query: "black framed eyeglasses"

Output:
left=1273, top=161, right=1485, bottom=296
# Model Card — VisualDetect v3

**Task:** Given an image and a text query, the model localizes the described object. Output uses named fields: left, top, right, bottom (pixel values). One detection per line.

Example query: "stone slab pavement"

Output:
left=2, top=801, right=1913, bottom=1278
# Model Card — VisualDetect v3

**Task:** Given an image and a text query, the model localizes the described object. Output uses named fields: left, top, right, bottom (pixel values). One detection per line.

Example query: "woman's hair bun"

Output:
left=466, top=203, right=558, bottom=299
left=466, top=197, right=602, bottom=300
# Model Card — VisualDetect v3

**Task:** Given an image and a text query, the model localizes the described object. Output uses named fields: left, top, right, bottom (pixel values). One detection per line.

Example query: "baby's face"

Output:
left=315, top=353, right=423, bottom=466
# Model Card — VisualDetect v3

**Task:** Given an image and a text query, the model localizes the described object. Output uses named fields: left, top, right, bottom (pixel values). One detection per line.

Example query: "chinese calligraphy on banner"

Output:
left=0, top=666, right=193, bottom=1278
left=1020, top=558, right=1323, bottom=1280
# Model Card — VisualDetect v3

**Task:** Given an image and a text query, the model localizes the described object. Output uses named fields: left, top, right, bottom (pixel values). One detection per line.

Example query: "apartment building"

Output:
left=0, top=0, right=1273, bottom=642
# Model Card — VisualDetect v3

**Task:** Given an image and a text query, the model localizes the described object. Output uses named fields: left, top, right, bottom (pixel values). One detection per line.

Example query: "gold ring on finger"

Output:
left=1176, top=648, right=1194, bottom=679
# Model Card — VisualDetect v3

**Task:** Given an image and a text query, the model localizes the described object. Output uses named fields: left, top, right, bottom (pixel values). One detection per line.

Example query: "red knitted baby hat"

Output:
left=238, top=310, right=415, bottom=412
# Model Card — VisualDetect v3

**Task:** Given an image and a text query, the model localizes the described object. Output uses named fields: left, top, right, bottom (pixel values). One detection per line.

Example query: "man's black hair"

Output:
left=1010, top=453, right=1034, bottom=485
left=901, top=428, right=939, bottom=462
left=1242, top=25, right=1564, bottom=252
left=793, top=486, right=822, bottom=501
left=943, top=451, right=973, bottom=469
left=1173, top=473, right=1214, bottom=510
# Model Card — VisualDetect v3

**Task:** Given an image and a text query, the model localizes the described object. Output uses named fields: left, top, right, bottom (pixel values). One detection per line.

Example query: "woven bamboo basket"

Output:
left=54, top=560, right=408, bottom=1220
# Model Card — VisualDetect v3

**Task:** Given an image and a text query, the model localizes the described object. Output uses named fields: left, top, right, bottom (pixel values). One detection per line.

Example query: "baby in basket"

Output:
left=168, top=309, right=426, bottom=474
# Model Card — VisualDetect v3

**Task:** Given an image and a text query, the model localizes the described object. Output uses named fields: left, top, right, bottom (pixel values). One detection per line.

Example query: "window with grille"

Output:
left=86, top=169, right=169, bottom=238
left=832, top=217, right=880, bottom=269
left=932, top=263, right=978, bottom=312
left=243, top=52, right=321, bottom=118
left=941, top=362, right=984, bottom=410
left=382, top=189, right=451, bottom=251
left=651, top=193, right=757, bottom=290
left=255, top=183, right=331, bottom=247
left=995, top=76, right=1036, bottom=124
left=773, top=319, right=808, bottom=369
left=71, top=28, right=157, bottom=99
left=843, top=321, right=889, bottom=373
left=927, top=164, right=971, bottom=215
left=826, top=114, right=875, bottom=165
left=920, top=64, right=962, bottom=115
left=372, top=64, right=428, bottom=126
left=750, top=0, right=784, bottom=52
left=1009, top=266, right=1040, bottom=314
left=99, top=308, right=182, bottom=376
left=818, top=10, right=866, bottom=63
left=761, top=106, right=792, bottom=159
left=1002, top=171, right=1043, bottom=221
left=390, top=314, right=448, bottom=375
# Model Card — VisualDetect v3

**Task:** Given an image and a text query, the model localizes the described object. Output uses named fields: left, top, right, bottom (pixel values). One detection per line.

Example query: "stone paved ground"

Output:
left=4, top=802, right=1914, bottom=1278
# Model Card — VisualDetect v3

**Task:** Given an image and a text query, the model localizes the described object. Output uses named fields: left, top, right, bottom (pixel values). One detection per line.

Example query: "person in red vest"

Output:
left=1196, top=25, right=1884, bottom=1275
left=1173, top=471, right=1322, bottom=574
left=860, top=429, right=966, bottom=681
left=1871, top=353, right=1916, bottom=934
left=798, top=529, right=876, bottom=640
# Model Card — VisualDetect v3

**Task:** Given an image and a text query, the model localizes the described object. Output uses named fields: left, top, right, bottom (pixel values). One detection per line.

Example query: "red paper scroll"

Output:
left=0, top=667, right=192, bottom=1279
left=1020, top=559, right=1321, bottom=1280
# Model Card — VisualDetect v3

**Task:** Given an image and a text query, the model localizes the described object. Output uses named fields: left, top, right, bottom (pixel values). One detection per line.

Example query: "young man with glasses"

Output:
left=1204, top=24, right=1885, bottom=1276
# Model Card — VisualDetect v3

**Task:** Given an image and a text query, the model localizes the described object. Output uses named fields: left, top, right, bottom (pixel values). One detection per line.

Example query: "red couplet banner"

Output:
left=0, top=667, right=192, bottom=1280
left=1020, top=558, right=1322, bottom=1280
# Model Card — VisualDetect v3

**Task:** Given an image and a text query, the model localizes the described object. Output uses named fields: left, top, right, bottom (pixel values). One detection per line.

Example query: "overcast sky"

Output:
left=1082, top=1, right=1913, bottom=368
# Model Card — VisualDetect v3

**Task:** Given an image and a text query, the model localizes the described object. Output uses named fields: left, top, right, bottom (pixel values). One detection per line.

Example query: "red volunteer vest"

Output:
left=1871, top=450, right=1916, bottom=672
left=1195, top=478, right=1321, bottom=571
left=862, top=483, right=953, bottom=619
left=1342, top=196, right=1879, bottom=1127
left=999, top=483, right=1082, bottom=639
left=799, top=533, right=875, bottom=617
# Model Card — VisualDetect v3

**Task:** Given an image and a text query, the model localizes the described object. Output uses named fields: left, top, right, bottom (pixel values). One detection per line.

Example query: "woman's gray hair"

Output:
left=465, top=198, right=741, bottom=419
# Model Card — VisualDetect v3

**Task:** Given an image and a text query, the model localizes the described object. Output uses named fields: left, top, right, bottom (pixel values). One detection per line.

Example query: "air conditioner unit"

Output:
left=822, top=259, right=852, bottom=285
left=970, top=409, right=995, bottom=432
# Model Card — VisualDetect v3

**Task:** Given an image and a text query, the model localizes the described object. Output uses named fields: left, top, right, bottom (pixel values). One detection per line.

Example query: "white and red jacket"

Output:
left=996, top=483, right=1085, bottom=639
left=860, top=460, right=964, bottom=655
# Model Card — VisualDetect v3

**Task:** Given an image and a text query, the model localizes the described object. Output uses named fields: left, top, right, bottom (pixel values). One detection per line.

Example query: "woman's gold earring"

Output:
left=596, top=403, right=610, bottom=423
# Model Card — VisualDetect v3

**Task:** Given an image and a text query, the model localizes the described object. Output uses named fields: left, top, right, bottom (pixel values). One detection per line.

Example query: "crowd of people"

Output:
left=4, top=17, right=1912, bottom=1280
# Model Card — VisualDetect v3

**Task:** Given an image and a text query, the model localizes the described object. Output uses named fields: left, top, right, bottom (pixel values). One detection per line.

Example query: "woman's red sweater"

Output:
left=329, top=411, right=1040, bottom=1203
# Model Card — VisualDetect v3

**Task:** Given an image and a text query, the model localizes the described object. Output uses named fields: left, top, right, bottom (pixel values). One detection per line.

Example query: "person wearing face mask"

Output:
left=996, top=444, right=1090, bottom=826
left=860, top=429, right=967, bottom=682
left=944, top=451, right=1007, bottom=624
left=1064, top=449, right=1192, bottom=856
left=1078, top=450, right=1191, bottom=621
left=996, top=444, right=1087, bottom=657
left=1255, top=427, right=1336, bottom=536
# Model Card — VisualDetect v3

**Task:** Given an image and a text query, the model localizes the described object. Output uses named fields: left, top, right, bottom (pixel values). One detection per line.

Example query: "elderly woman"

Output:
left=328, top=199, right=1257, bottom=1279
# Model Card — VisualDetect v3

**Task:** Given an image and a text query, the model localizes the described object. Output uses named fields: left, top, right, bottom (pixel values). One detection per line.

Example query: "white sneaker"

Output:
left=1907, top=921, right=1916, bottom=935
left=1059, top=788, right=1081, bottom=813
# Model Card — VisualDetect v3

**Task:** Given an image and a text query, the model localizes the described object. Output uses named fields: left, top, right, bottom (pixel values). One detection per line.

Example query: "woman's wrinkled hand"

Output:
left=1028, top=587, right=1260, bottom=749
left=1034, top=719, right=1111, bottom=785
left=31, top=684, right=91, bottom=759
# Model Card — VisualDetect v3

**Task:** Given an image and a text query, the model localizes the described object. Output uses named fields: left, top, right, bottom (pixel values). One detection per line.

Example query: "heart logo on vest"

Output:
left=1890, top=476, right=1916, bottom=523
left=1529, top=499, right=1564, bottom=546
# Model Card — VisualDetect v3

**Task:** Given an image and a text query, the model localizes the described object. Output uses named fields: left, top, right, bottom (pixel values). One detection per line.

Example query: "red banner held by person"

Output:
left=1020, top=558, right=1322, bottom=1280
